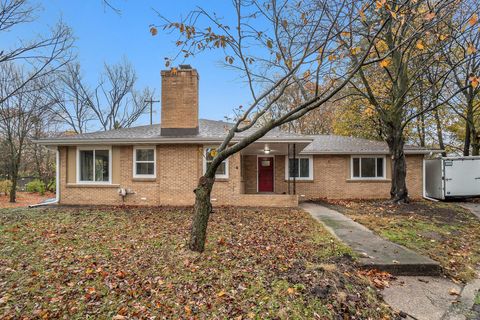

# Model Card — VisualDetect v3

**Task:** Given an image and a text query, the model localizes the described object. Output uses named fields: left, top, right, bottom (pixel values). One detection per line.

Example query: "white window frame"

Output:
left=133, top=146, right=157, bottom=179
left=203, top=146, right=229, bottom=179
left=76, top=146, right=112, bottom=184
left=284, top=155, right=313, bottom=181
left=350, top=155, right=386, bottom=180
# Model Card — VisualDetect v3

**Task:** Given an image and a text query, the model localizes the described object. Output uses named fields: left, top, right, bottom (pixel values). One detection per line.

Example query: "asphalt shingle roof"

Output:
left=39, top=119, right=309, bottom=142
left=301, top=135, right=429, bottom=154
left=38, top=119, right=435, bottom=154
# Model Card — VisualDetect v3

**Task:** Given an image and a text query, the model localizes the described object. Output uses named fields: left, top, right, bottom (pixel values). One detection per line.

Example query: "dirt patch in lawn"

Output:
left=323, top=200, right=480, bottom=283
left=0, top=192, right=55, bottom=208
left=0, top=206, right=394, bottom=319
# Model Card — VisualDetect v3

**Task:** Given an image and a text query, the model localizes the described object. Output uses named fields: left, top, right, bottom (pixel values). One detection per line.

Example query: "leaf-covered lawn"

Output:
left=324, top=200, right=480, bottom=283
left=0, top=192, right=55, bottom=209
left=0, top=206, right=393, bottom=319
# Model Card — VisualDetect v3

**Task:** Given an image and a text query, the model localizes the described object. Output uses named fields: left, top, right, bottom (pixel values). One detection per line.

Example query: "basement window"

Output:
left=77, top=147, right=111, bottom=183
left=133, top=146, right=156, bottom=178
left=351, top=156, right=385, bottom=179
left=203, top=147, right=229, bottom=179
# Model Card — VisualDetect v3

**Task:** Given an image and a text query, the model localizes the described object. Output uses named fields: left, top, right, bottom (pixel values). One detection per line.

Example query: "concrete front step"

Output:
left=301, top=202, right=441, bottom=276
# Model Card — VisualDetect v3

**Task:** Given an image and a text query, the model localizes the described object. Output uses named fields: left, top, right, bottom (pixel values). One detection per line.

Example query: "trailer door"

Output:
left=444, top=159, right=480, bottom=197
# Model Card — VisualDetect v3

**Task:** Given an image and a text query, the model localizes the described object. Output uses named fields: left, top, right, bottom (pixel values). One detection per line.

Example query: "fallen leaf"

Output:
left=449, top=288, right=460, bottom=296
left=184, top=305, right=192, bottom=316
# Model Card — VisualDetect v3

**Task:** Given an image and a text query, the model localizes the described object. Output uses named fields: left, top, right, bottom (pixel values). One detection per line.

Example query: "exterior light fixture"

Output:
left=264, top=145, right=270, bottom=154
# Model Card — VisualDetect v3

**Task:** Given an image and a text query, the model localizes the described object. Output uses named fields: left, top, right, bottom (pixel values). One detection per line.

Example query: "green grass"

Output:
left=0, top=206, right=393, bottom=319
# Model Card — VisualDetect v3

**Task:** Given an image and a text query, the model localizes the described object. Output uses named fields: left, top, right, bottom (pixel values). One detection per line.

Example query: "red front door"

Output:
left=258, top=157, right=274, bottom=192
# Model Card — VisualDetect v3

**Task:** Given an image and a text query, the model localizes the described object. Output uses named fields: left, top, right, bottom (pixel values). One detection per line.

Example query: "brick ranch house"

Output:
left=37, top=66, right=438, bottom=207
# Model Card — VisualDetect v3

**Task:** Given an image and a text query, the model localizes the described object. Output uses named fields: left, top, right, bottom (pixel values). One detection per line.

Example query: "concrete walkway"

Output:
left=457, top=202, right=480, bottom=220
left=383, top=276, right=462, bottom=320
left=300, top=202, right=480, bottom=320
left=300, top=202, right=441, bottom=276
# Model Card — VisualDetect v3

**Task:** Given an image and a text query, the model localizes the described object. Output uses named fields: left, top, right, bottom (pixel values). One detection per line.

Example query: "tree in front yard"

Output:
left=155, top=0, right=391, bottom=252
left=346, top=0, right=477, bottom=202
left=443, top=0, right=480, bottom=156
left=157, top=0, right=478, bottom=251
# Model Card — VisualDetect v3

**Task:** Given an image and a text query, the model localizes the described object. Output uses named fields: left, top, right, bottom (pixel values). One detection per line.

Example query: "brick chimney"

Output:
left=160, top=65, right=199, bottom=136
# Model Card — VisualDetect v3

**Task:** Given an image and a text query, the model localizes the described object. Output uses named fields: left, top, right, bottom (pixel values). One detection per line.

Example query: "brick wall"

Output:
left=59, top=146, right=424, bottom=206
left=243, top=154, right=424, bottom=200
left=59, top=145, right=298, bottom=207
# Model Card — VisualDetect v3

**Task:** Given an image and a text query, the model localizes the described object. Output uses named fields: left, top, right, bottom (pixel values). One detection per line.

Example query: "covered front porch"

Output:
left=210, top=140, right=312, bottom=208
left=239, top=141, right=310, bottom=197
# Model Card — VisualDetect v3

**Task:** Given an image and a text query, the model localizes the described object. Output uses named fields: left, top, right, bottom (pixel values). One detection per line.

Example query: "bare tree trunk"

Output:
left=472, top=128, right=480, bottom=156
left=386, top=126, right=409, bottom=203
left=433, top=108, right=446, bottom=157
left=464, top=121, right=471, bottom=156
left=416, top=115, right=426, bottom=147
left=9, top=159, right=19, bottom=203
left=189, top=175, right=215, bottom=252
left=464, top=99, right=473, bottom=156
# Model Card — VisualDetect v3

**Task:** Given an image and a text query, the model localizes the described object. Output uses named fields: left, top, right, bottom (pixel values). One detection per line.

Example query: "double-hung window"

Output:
left=204, top=147, right=229, bottom=179
left=77, top=147, right=111, bottom=183
left=133, top=147, right=156, bottom=178
left=285, top=156, right=313, bottom=180
left=351, top=156, right=385, bottom=179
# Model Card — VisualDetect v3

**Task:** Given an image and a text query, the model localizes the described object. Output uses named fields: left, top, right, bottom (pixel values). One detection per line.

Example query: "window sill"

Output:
left=132, top=177, right=156, bottom=182
left=284, top=179, right=314, bottom=183
left=215, top=178, right=229, bottom=182
left=346, top=179, right=391, bottom=183
left=67, top=183, right=120, bottom=188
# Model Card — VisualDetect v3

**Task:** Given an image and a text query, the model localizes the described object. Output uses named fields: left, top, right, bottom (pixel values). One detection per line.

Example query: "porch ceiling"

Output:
left=240, top=142, right=310, bottom=155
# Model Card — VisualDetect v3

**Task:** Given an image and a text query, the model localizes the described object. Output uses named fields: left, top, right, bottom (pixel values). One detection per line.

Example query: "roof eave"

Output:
left=300, top=149, right=442, bottom=155
left=34, top=137, right=313, bottom=146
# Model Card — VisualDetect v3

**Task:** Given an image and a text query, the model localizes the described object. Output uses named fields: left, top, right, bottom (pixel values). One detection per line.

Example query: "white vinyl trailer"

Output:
left=425, top=156, right=480, bottom=200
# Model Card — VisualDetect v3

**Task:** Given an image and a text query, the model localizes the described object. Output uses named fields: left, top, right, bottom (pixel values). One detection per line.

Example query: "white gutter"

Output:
left=33, top=137, right=314, bottom=146
left=422, top=156, right=438, bottom=202
left=29, top=147, right=60, bottom=208
left=301, top=150, right=444, bottom=155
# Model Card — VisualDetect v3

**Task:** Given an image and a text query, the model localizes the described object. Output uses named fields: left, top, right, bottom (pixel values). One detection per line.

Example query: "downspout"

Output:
left=422, top=155, right=438, bottom=202
left=29, top=147, right=60, bottom=208
left=56, top=146, right=60, bottom=202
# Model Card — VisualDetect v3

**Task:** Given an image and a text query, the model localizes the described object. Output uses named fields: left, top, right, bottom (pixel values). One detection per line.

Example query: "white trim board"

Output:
left=350, top=155, right=387, bottom=180
left=202, top=146, right=229, bottom=179
left=76, top=146, right=112, bottom=185
left=133, top=146, right=157, bottom=179
left=284, top=155, right=314, bottom=181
